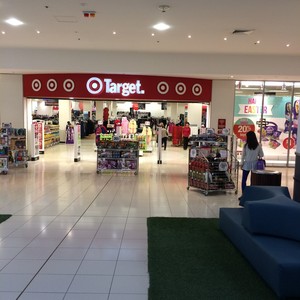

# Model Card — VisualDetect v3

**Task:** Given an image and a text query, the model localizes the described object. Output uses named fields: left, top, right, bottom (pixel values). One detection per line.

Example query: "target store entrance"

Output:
left=23, top=73, right=212, bottom=160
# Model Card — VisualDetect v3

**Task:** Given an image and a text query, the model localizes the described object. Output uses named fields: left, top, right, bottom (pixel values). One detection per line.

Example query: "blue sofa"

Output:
left=219, top=186, right=300, bottom=299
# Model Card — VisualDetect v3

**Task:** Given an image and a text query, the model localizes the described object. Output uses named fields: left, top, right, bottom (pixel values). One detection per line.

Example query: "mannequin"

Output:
left=142, top=121, right=152, bottom=146
left=121, top=117, right=129, bottom=135
left=114, top=118, right=122, bottom=135
left=128, top=119, right=137, bottom=134
left=167, top=120, right=175, bottom=137
left=95, top=120, right=107, bottom=144
left=103, top=107, right=109, bottom=128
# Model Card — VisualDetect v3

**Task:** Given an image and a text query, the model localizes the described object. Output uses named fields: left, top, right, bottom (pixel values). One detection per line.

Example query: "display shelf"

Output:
left=187, top=134, right=238, bottom=195
left=10, top=150, right=28, bottom=168
left=10, top=135, right=26, bottom=150
left=0, top=156, right=8, bottom=174
left=44, top=124, right=60, bottom=148
left=96, top=140, right=139, bottom=174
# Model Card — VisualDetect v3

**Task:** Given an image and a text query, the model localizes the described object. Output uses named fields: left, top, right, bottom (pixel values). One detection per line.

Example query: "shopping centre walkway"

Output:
left=0, top=138, right=294, bottom=299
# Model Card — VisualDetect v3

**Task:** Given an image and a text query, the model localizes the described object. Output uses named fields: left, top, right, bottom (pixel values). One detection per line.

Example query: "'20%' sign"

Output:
left=233, top=118, right=255, bottom=140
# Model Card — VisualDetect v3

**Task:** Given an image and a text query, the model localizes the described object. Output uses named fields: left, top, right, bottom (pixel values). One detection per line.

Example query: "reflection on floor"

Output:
left=0, top=138, right=295, bottom=299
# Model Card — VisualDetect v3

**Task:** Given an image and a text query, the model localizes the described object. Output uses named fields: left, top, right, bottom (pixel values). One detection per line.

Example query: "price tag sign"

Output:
left=233, top=118, right=255, bottom=140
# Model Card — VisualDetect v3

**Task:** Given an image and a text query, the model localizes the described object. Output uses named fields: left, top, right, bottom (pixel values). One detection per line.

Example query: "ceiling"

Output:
left=0, top=0, right=300, bottom=80
left=1, top=0, right=300, bottom=79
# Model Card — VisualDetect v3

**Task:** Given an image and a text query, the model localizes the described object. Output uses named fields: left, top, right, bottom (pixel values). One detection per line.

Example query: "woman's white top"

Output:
left=241, top=144, right=264, bottom=171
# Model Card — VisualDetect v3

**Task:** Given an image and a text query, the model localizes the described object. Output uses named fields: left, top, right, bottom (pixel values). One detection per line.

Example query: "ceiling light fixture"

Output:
left=158, top=5, right=170, bottom=13
left=153, top=22, right=170, bottom=31
left=153, top=4, right=171, bottom=31
left=286, top=44, right=290, bottom=47
left=113, top=31, right=117, bottom=35
left=224, top=37, right=227, bottom=41
left=5, top=18, right=24, bottom=26
left=188, top=35, right=192, bottom=39
left=1, top=31, right=5, bottom=35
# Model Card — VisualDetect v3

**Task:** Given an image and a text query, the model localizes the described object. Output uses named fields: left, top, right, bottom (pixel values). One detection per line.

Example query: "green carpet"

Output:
left=147, top=217, right=277, bottom=300
left=0, top=215, right=11, bottom=224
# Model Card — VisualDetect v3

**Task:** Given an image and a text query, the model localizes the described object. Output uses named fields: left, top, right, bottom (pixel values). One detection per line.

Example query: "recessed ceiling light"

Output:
left=36, top=30, right=40, bottom=34
left=113, top=31, right=117, bottom=35
left=224, top=37, right=227, bottom=41
left=5, top=18, right=24, bottom=26
left=153, top=22, right=170, bottom=31
left=1, top=31, right=5, bottom=35
left=286, top=44, right=290, bottom=47
left=151, top=33, right=155, bottom=36
left=188, top=35, right=192, bottom=39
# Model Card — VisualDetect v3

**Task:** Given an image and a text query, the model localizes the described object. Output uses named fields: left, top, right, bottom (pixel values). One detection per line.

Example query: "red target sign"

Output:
left=86, top=77, right=104, bottom=94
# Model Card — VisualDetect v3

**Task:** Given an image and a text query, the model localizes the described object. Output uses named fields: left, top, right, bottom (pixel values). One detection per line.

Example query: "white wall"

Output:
left=2, top=48, right=300, bottom=81
left=34, top=100, right=53, bottom=116
left=0, top=74, right=24, bottom=128
left=188, top=103, right=202, bottom=128
left=210, top=80, right=235, bottom=134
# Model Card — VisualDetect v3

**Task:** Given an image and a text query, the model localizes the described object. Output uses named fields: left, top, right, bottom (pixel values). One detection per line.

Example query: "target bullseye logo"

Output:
left=175, top=82, right=186, bottom=95
left=32, top=79, right=41, bottom=92
left=86, top=77, right=103, bottom=95
left=63, top=79, right=75, bottom=92
left=47, top=79, right=57, bottom=92
left=157, top=81, right=169, bottom=94
left=192, top=83, right=202, bottom=96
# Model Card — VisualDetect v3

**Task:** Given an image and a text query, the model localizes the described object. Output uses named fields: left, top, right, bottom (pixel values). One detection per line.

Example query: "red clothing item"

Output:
left=182, top=126, right=191, bottom=137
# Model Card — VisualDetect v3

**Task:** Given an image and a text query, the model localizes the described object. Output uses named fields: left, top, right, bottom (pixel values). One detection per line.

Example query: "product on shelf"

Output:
left=187, top=134, right=238, bottom=195
left=96, top=140, right=139, bottom=174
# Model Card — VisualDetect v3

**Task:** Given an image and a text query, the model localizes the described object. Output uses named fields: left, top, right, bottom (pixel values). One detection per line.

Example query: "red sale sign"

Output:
left=233, top=118, right=255, bottom=140
left=283, top=137, right=296, bottom=150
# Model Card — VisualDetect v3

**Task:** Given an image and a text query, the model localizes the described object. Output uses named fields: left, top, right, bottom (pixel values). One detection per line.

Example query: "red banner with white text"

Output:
left=23, top=74, right=212, bottom=102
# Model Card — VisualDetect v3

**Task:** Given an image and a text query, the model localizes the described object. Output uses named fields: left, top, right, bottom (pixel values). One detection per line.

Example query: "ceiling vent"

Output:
left=55, top=16, right=78, bottom=23
left=232, top=29, right=255, bottom=35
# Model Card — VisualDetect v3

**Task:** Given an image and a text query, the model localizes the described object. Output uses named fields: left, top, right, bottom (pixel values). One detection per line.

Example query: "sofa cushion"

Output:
left=239, top=186, right=290, bottom=206
left=242, top=196, right=300, bottom=242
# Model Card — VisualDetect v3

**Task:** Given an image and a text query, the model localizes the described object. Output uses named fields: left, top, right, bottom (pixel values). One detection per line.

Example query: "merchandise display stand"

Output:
left=187, top=133, right=238, bottom=195
left=0, top=124, right=10, bottom=174
left=0, top=123, right=28, bottom=173
left=96, top=140, right=139, bottom=174
left=44, top=123, right=60, bottom=148
left=9, top=127, right=28, bottom=168
left=136, top=134, right=146, bottom=156
left=31, top=123, right=40, bottom=161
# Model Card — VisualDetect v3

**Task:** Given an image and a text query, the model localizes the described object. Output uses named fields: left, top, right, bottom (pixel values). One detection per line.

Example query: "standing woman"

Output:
left=182, top=122, right=191, bottom=150
left=240, top=131, right=264, bottom=192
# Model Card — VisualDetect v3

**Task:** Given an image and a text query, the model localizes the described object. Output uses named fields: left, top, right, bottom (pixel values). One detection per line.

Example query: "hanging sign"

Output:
left=23, top=73, right=212, bottom=102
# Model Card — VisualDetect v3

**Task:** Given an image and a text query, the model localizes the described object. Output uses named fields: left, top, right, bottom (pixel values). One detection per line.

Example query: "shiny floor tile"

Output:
left=0, top=138, right=294, bottom=299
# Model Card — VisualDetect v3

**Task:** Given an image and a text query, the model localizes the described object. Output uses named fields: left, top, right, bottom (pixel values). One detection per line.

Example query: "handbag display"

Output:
left=256, top=158, right=266, bottom=170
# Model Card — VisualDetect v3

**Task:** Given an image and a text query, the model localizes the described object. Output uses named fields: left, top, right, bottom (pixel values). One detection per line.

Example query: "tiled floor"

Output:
left=0, top=137, right=295, bottom=299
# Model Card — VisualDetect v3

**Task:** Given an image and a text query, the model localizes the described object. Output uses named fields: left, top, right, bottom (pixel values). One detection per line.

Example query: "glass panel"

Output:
left=234, top=81, right=297, bottom=166
left=263, top=82, right=294, bottom=166
left=233, top=81, right=264, bottom=157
